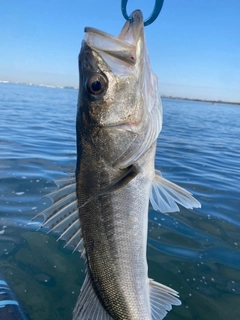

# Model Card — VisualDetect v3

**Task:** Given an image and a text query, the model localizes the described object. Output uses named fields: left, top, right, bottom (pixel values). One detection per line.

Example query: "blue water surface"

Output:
left=0, top=82, right=240, bottom=320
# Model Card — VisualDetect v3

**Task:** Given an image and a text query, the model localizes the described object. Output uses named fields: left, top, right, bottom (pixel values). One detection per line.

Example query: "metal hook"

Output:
left=121, top=0, right=164, bottom=26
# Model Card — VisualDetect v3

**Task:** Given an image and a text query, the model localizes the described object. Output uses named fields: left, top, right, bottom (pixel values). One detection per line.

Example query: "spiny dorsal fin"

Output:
left=149, top=279, right=181, bottom=320
left=150, top=170, right=201, bottom=213
left=33, top=175, right=83, bottom=253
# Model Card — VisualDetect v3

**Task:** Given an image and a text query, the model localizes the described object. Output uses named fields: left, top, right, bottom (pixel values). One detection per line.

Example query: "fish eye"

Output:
left=85, top=73, right=108, bottom=96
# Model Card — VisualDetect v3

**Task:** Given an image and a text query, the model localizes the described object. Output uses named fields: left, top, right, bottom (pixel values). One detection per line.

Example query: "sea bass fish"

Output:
left=36, top=10, right=201, bottom=320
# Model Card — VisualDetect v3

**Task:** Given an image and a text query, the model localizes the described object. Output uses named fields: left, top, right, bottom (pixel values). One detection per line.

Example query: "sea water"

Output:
left=0, top=82, right=240, bottom=320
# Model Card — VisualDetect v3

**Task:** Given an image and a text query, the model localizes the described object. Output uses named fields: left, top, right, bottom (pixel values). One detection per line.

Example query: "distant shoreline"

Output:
left=161, top=96, right=240, bottom=106
left=0, top=80, right=78, bottom=91
left=1, top=80, right=239, bottom=106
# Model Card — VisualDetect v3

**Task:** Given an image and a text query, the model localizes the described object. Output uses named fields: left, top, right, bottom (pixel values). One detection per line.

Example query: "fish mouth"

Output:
left=84, top=10, right=144, bottom=66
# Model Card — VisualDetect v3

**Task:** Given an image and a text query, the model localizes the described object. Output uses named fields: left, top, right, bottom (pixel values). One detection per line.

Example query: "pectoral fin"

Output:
left=150, top=170, right=201, bottom=213
left=79, top=164, right=139, bottom=208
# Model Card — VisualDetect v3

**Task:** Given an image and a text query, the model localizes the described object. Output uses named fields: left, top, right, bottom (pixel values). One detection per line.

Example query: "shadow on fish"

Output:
left=35, top=9, right=201, bottom=320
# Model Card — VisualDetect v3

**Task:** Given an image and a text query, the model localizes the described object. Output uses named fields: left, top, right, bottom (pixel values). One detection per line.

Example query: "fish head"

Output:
left=77, top=10, right=162, bottom=167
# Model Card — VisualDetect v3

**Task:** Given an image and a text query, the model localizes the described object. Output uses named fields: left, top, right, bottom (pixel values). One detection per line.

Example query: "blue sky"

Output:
left=1, top=0, right=239, bottom=102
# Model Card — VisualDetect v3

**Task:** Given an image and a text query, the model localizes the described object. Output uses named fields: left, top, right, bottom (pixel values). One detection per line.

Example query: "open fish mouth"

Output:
left=84, top=10, right=144, bottom=66
left=84, top=27, right=136, bottom=66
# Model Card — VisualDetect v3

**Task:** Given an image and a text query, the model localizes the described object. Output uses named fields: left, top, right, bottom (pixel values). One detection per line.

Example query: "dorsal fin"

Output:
left=33, top=174, right=83, bottom=253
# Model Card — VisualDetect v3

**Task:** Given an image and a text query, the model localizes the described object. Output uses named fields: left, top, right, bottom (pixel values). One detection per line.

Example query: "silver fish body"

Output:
left=36, top=9, right=201, bottom=320
left=75, top=10, right=162, bottom=320
left=75, top=141, right=156, bottom=319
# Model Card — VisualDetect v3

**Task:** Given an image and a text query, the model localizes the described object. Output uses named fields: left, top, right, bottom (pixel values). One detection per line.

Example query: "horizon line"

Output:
left=1, top=80, right=239, bottom=106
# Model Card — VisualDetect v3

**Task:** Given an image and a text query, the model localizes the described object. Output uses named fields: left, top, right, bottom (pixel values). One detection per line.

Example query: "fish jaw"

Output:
left=84, top=10, right=144, bottom=68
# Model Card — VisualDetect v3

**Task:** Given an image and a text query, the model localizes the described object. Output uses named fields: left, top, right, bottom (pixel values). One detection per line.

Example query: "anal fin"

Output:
left=73, top=272, right=113, bottom=320
left=149, top=279, right=181, bottom=320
